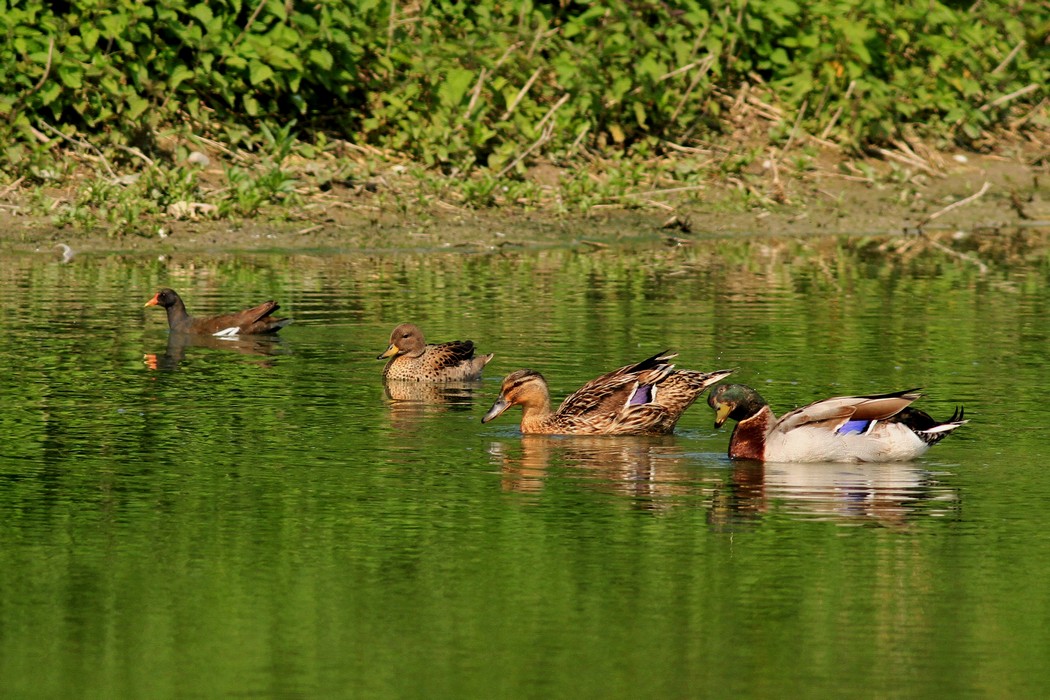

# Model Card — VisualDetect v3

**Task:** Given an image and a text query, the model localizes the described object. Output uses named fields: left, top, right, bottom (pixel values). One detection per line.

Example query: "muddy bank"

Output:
left=2, top=149, right=1046, bottom=257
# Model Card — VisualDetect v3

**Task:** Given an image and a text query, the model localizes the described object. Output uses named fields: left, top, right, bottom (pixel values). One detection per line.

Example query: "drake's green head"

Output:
left=707, top=384, right=769, bottom=428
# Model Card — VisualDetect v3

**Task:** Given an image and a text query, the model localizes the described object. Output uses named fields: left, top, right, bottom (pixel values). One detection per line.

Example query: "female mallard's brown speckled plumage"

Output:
left=481, top=351, right=733, bottom=436
left=378, top=323, right=493, bottom=381
left=708, top=383, right=968, bottom=462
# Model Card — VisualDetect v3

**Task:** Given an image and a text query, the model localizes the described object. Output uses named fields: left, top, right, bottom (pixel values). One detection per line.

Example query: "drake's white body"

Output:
left=763, top=422, right=934, bottom=463
left=711, top=385, right=967, bottom=464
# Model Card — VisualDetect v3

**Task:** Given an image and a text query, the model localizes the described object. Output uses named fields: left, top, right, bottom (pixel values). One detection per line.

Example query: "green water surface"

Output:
left=1, top=234, right=1048, bottom=698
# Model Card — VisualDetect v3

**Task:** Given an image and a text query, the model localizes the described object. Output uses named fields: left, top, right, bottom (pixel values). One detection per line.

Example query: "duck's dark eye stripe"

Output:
left=507, top=372, right=541, bottom=390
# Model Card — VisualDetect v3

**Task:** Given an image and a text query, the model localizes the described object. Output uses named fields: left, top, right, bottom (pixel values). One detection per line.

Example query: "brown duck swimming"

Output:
left=482, top=351, right=733, bottom=436
left=144, top=288, right=291, bottom=336
left=378, top=323, right=493, bottom=381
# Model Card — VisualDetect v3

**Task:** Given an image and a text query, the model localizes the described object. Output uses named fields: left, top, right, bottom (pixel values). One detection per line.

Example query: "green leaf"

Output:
left=633, top=102, right=647, bottom=128
left=438, top=68, right=474, bottom=108
left=169, top=66, right=194, bottom=90
left=57, top=65, right=83, bottom=89
left=39, top=81, right=61, bottom=106
left=81, top=25, right=100, bottom=51
left=308, top=48, right=334, bottom=71
left=189, top=3, right=213, bottom=27
left=243, top=94, right=260, bottom=116
left=126, top=95, right=149, bottom=120
left=99, top=14, right=127, bottom=39
left=610, top=75, right=632, bottom=102
left=267, top=0, right=288, bottom=21
left=249, top=60, right=274, bottom=85
left=260, top=45, right=302, bottom=71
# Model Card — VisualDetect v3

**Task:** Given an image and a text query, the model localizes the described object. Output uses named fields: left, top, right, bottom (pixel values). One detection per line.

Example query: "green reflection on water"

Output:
left=1, top=233, right=1049, bottom=697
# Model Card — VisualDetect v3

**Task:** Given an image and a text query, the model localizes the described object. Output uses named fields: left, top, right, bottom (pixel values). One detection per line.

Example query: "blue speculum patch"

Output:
left=837, top=419, right=872, bottom=435
left=630, top=385, right=652, bottom=405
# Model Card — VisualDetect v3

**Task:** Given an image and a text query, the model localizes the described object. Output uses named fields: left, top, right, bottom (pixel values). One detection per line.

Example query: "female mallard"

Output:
left=707, top=384, right=967, bottom=463
left=481, top=351, right=733, bottom=436
left=378, top=323, right=493, bottom=381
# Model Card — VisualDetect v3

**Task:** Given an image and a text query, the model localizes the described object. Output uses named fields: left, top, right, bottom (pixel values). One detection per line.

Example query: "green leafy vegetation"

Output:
left=0, top=0, right=1044, bottom=232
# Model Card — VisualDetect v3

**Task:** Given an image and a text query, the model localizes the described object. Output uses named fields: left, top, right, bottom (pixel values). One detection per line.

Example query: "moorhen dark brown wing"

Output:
left=144, top=288, right=291, bottom=335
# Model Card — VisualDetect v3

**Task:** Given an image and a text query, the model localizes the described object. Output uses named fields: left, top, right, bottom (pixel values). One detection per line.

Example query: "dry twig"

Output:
left=0, top=176, right=25, bottom=198
left=992, top=41, right=1025, bottom=75
left=501, top=68, right=544, bottom=121
left=783, top=99, right=807, bottom=154
left=926, top=237, right=989, bottom=273
left=38, top=121, right=118, bottom=179
left=877, top=146, right=939, bottom=176
left=464, top=42, right=523, bottom=121
left=671, top=55, right=715, bottom=124
left=116, top=144, right=155, bottom=168
left=28, top=38, right=55, bottom=97
left=497, top=95, right=568, bottom=177
left=980, top=83, right=1040, bottom=112
left=820, top=80, right=856, bottom=140
left=497, top=121, right=555, bottom=178
left=613, top=184, right=708, bottom=199
left=233, top=0, right=267, bottom=47
left=915, top=181, right=992, bottom=230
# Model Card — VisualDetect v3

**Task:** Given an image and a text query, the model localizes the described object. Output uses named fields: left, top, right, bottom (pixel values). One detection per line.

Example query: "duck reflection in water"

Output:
left=382, top=380, right=482, bottom=433
left=488, top=435, right=708, bottom=509
left=144, top=332, right=289, bottom=370
left=708, top=460, right=959, bottom=529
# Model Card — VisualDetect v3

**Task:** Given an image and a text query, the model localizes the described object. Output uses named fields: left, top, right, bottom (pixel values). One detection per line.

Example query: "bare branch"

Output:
left=233, top=0, right=267, bottom=48
left=980, top=83, right=1040, bottom=112
left=916, top=181, right=992, bottom=229
left=501, top=68, right=543, bottom=121
left=991, top=40, right=1025, bottom=75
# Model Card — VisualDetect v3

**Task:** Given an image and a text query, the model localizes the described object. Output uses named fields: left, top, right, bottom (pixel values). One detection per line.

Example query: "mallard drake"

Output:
left=145, top=288, right=291, bottom=336
left=481, top=351, right=733, bottom=435
left=708, top=384, right=967, bottom=462
left=378, top=323, right=493, bottom=381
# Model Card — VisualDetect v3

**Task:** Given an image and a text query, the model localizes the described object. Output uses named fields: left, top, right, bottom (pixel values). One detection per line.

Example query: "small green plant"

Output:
left=220, top=164, right=300, bottom=217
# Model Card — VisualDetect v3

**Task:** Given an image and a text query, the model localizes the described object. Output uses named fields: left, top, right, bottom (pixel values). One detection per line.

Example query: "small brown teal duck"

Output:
left=481, top=351, right=733, bottom=435
left=378, top=323, right=493, bottom=381
left=145, top=288, right=291, bottom=336
left=708, top=383, right=967, bottom=463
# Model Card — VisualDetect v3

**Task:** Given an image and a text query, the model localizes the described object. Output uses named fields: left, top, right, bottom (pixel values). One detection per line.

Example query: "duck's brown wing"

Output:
left=652, top=369, right=735, bottom=411
left=775, top=389, right=921, bottom=432
left=427, top=340, right=479, bottom=369
left=557, top=351, right=678, bottom=416
left=558, top=379, right=638, bottom=417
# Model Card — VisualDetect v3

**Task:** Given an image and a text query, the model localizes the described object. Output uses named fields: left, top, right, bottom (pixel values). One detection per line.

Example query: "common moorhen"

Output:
left=145, top=288, right=291, bottom=336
